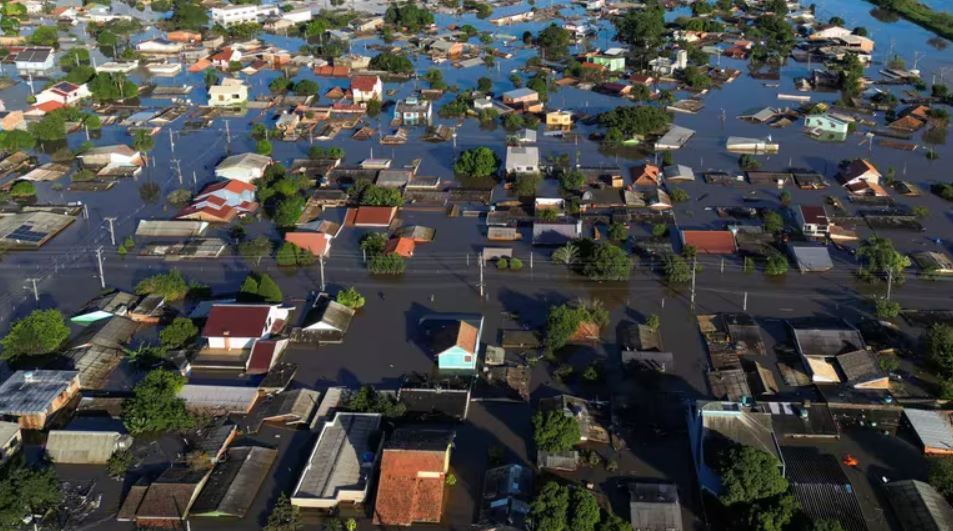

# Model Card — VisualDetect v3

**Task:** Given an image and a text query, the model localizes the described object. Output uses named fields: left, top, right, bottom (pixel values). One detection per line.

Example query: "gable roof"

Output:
left=680, top=230, right=736, bottom=254
left=886, top=480, right=953, bottom=531
left=46, top=430, right=128, bottom=464
left=128, top=468, right=207, bottom=520
left=350, top=75, right=380, bottom=92
left=385, top=236, right=415, bottom=257
left=191, top=446, right=278, bottom=517
left=202, top=304, right=272, bottom=338
left=0, top=370, right=78, bottom=416
left=374, top=429, right=454, bottom=525
left=285, top=232, right=331, bottom=257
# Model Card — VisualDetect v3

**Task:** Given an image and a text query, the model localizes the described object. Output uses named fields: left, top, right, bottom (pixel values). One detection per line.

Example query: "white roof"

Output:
left=905, top=409, right=953, bottom=453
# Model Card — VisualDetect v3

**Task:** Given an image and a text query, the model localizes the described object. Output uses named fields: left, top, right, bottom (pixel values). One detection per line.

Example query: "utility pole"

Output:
left=25, top=278, right=38, bottom=302
left=479, top=257, right=485, bottom=298
left=104, top=217, right=117, bottom=246
left=886, top=269, right=893, bottom=301
left=96, top=247, right=105, bottom=289
left=169, top=128, right=175, bottom=153
left=319, top=255, right=326, bottom=291
left=225, top=120, right=231, bottom=148
left=743, top=291, right=748, bottom=312
left=690, top=255, right=697, bottom=311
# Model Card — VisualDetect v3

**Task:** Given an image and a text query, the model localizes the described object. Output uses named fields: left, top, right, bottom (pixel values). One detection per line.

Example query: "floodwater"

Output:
left=2, top=2, right=952, bottom=528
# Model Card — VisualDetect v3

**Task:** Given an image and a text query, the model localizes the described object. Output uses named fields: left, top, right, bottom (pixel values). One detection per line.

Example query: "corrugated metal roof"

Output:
left=46, top=430, right=128, bottom=464
left=178, top=385, right=260, bottom=413
left=886, top=480, right=953, bottom=531
left=0, top=370, right=78, bottom=416
left=905, top=408, right=953, bottom=453
left=293, top=412, right=382, bottom=501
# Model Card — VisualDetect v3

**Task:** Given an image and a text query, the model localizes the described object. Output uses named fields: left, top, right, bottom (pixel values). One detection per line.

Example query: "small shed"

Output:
left=46, top=430, right=132, bottom=464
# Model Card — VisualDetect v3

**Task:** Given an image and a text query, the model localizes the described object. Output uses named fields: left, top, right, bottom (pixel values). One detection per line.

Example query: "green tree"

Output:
left=369, top=254, right=406, bottom=274
left=718, top=445, right=789, bottom=505
left=269, top=76, right=293, bottom=94
left=238, top=236, right=272, bottom=262
left=874, top=298, right=901, bottom=320
left=762, top=211, right=783, bottom=233
left=28, top=112, right=66, bottom=141
left=570, top=488, right=601, bottom=531
left=169, top=0, right=209, bottom=31
left=663, top=253, right=691, bottom=284
left=365, top=98, right=382, bottom=117
left=545, top=303, right=588, bottom=352
left=256, top=139, right=273, bottom=155
left=203, top=68, right=220, bottom=87
left=122, top=369, right=193, bottom=435
left=553, top=242, right=579, bottom=265
left=28, top=26, right=58, bottom=47
left=106, top=449, right=134, bottom=478
left=669, top=188, right=690, bottom=203
left=477, top=76, right=492, bottom=92
left=293, top=79, right=319, bottom=96
left=135, top=270, right=190, bottom=300
left=0, top=463, right=62, bottom=528
left=0, top=130, right=35, bottom=152
left=369, top=51, right=413, bottom=74
left=361, top=232, right=387, bottom=256
left=257, top=272, right=283, bottom=303
left=239, top=275, right=259, bottom=301
left=651, top=222, right=669, bottom=239
left=532, top=409, right=580, bottom=452
left=341, top=385, right=406, bottom=417
left=264, top=492, right=301, bottom=531
left=9, top=181, right=34, bottom=198
left=89, top=72, right=138, bottom=102
left=276, top=242, right=315, bottom=267
left=739, top=154, right=761, bottom=170
left=1, top=309, right=69, bottom=359
left=273, top=195, right=305, bottom=227
left=813, top=520, right=847, bottom=531
left=159, top=317, right=198, bottom=349
left=924, top=323, right=953, bottom=378
left=582, top=242, right=632, bottom=281
left=514, top=173, right=540, bottom=196
left=744, top=493, right=799, bottom=531
left=454, top=147, right=499, bottom=177
left=764, top=253, right=789, bottom=276
left=857, top=236, right=910, bottom=279
left=132, top=129, right=155, bottom=152
left=608, top=223, right=628, bottom=242
left=536, top=24, right=572, bottom=59
left=336, top=287, right=365, bottom=309
left=613, top=5, right=665, bottom=49
left=360, top=185, right=402, bottom=206
left=529, top=482, right=570, bottom=531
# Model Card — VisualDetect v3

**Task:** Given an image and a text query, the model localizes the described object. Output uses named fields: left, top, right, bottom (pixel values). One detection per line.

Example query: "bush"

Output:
left=553, top=363, right=574, bottom=381
left=107, top=449, right=134, bottom=478
left=159, top=317, right=198, bottom=349
left=509, top=257, right=524, bottom=271
left=276, top=241, right=315, bottom=267
left=9, top=180, right=35, bottom=197
left=135, top=270, right=190, bottom=300
left=669, top=188, right=689, bottom=203
left=122, top=369, right=193, bottom=435
left=369, top=254, right=406, bottom=274
left=496, top=258, right=509, bottom=270
left=336, top=287, right=365, bottom=309
left=361, top=232, right=387, bottom=256
left=874, top=298, right=901, bottom=320
left=582, top=242, right=632, bottom=281
left=0, top=309, right=69, bottom=359
left=764, top=254, right=789, bottom=276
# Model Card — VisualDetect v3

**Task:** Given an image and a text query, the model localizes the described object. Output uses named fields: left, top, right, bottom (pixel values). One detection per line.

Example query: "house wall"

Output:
left=0, top=431, right=20, bottom=465
left=438, top=347, right=476, bottom=370
left=208, top=336, right=257, bottom=351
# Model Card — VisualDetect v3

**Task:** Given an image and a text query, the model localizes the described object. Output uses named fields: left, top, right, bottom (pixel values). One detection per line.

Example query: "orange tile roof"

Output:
left=374, top=450, right=447, bottom=526
left=30, top=100, right=64, bottom=114
left=188, top=58, right=212, bottom=73
left=384, top=236, right=415, bottom=257
left=351, top=206, right=396, bottom=227
left=681, top=230, right=737, bottom=254
left=631, top=163, right=660, bottom=186
left=350, top=75, right=380, bottom=92
left=285, top=232, right=330, bottom=257
left=456, top=321, right=478, bottom=353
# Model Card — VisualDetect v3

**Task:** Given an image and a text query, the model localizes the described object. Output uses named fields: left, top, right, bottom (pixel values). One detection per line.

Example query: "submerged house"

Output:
left=428, top=316, right=484, bottom=371
left=373, top=428, right=455, bottom=526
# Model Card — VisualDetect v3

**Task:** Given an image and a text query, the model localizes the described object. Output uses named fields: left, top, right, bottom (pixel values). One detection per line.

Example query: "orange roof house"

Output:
left=346, top=206, right=397, bottom=228
left=373, top=429, right=455, bottom=526
left=284, top=232, right=331, bottom=257
left=680, top=230, right=737, bottom=254
left=167, top=30, right=202, bottom=43
left=630, top=163, right=661, bottom=187
left=384, top=237, right=415, bottom=257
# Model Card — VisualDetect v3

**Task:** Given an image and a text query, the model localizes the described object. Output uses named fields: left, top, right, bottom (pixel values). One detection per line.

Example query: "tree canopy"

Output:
left=122, top=369, right=194, bottom=435
left=528, top=482, right=607, bottom=531
left=454, top=147, right=499, bottom=177
left=360, top=185, right=403, bottom=206
left=341, top=385, right=406, bottom=417
left=717, top=445, right=789, bottom=505
left=169, top=0, right=208, bottom=31
left=598, top=106, right=672, bottom=137
left=581, top=242, right=632, bottom=281
left=159, top=317, right=198, bottom=349
left=0, top=463, right=62, bottom=528
left=136, top=270, right=191, bottom=300
left=336, top=287, right=366, bottom=309
left=369, top=51, right=413, bottom=74
left=239, top=272, right=283, bottom=303
left=857, top=236, right=910, bottom=279
left=0, top=309, right=69, bottom=359
left=532, top=409, right=581, bottom=453
left=383, top=1, right=434, bottom=31
left=613, top=6, right=665, bottom=49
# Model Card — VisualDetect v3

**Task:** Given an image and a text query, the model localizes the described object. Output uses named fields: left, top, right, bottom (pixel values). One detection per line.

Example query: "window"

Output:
left=464, top=355, right=472, bottom=363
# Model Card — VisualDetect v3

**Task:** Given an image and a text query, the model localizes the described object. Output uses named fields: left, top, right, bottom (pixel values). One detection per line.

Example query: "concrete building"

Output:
left=201, top=304, right=290, bottom=351
left=35, top=82, right=91, bottom=107
left=13, top=47, right=54, bottom=73
left=374, top=429, right=455, bottom=526
left=208, top=78, right=248, bottom=108
left=505, top=146, right=540, bottom=175
left=0, top=371, right=81, bottom=429
left=214, top=152, right=272, bottom=183
left=291, top=413, right=383, bottom=508
left=350, top=75, right=383, bottom=103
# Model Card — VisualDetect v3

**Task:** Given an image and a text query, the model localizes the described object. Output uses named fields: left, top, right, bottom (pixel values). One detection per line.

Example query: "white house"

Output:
left=35, top=82, right=90, bottom=107
left=135, top=39, right=184, bottom=54
left=215, top=152, right=273, bottom=183
left=809, top=25, right=853, bottom=41
left=505, top=146, right=540, bottom=175
left=281, top=8, right=312, bottom=23
left=210, top=4, right=277, bottom=26
left=78, top=145, right=145, bottom=175
left=14, top=47, right=54, bottom=73
left=208, top=78, right=248, bottom=107
left=201, top=303, right=291, bottom=351
left=350, top=75, right=383, bottom=104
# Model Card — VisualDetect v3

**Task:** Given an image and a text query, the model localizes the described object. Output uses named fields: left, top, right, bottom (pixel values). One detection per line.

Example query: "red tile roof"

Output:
left=246, top=340, right=278, bottom=374
left=631, top=163, right=660, bottom=186
left=29, top=100, right=64, bottom=114
left=799, top=205, right=828, bottom=225
left=350, top=206, right=396, bottom=227
left=384, top=236, right=415, bottom=257
left=285, top=232, right=331, bottom=257
left=681, top=230, right=737, bottom=254
left=374, top=450, right=447, bottom=525
left=197, top=179, right=256, bottom=196
left=350, top=74, right=380, bottom=92
left=202, top=305, right=271, bottom=338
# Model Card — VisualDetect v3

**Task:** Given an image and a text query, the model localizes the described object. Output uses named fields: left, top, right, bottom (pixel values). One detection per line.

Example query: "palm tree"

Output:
left=552, top=242, right=579, bottom=265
